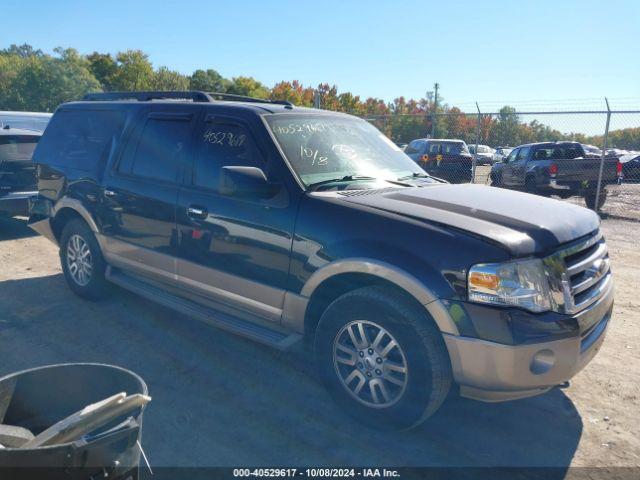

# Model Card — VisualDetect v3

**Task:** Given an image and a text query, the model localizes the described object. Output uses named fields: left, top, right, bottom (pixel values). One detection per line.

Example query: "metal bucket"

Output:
left=0, top=363, right=148, bottom=479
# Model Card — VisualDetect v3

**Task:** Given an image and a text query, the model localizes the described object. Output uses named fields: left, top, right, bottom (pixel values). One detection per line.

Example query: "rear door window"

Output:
left=33, top=109, right=126, bottom=170
left=118, top=115, right=192, bottom=183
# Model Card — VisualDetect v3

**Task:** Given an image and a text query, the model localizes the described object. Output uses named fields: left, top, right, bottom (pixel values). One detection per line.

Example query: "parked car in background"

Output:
left=0, top=126, right=43, bottom=217
left=619, top=152, right=640, bottom=182
left=405, top=138, right=473, bottom=182
left=492, top=146, right=513, bottom=164
left=0, top=111, right=52, bottom=133
left=582, top=144, right=602, bottom=158
left=29, top=91, right=613, bottom=430
left=605, top=148, right=629, bottom=158
left=490, top=141, right=620, bottom=210
left=469, top=144, right=495, bottom=165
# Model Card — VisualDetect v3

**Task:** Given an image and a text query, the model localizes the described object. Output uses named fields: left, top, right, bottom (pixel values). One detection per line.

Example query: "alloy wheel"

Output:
left=333, top=320, right=409, bottom=409
left=66, top=234, right=93, bottom=287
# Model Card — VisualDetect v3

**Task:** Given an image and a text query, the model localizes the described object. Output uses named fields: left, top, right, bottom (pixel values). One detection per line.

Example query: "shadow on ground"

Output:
left=0, top=274, right=582, bottom=472
left=0, top=216, right=37, bottom=241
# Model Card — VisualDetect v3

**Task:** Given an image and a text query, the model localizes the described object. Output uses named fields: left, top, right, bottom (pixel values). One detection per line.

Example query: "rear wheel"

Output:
left=314, top=286, right=452, bottom=430
left=60, top=219, right=109, bottom=300
left=490, top=173, right=503, bottom=187
left=525, top=175, right=538, bottom=195
left=584, top=189, right=607, bottom=210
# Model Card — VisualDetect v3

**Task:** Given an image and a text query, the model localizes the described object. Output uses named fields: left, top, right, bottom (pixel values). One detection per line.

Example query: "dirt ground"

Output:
left=0, top=214, right=638, bottom=473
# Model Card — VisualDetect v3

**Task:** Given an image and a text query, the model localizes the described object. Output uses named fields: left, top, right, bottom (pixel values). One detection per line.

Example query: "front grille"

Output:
left=545, top=230, right=612, bottom=315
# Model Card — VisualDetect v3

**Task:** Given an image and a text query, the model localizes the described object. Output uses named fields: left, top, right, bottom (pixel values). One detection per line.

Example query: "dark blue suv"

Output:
left=29, top=91, right=613, bottom=429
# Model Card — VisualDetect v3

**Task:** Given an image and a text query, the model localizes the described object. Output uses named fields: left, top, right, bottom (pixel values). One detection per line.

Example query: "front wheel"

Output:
left=60, top=219, right=109, bottom=300
left=314, top=286, right=452, bottom=430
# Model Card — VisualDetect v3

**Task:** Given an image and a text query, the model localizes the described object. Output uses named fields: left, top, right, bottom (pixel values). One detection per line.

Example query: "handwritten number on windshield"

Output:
left=300, top=146, right=328, bottom=166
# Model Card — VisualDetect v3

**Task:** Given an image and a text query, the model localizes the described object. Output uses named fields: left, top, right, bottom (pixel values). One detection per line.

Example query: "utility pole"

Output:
left=430, top=82, right=439, bottom=138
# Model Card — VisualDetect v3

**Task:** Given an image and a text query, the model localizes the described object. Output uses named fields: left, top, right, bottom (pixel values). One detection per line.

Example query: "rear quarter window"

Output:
left=33, top=109, right=126, bottom=171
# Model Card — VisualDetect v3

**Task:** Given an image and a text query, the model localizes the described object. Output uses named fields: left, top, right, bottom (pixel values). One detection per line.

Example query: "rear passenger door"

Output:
left=99, top=109, right=197, bottom=285
left=174, top=114, right=295, bottom=323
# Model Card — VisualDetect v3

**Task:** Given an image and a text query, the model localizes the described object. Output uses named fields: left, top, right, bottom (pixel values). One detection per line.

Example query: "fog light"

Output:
left=530, top=349, right=555, bottom=375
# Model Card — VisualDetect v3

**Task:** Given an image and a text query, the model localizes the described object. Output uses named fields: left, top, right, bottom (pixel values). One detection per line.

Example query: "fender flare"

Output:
left=300, top=258, right=459, bottom=335
left=52, top=198, right=100, bottom=234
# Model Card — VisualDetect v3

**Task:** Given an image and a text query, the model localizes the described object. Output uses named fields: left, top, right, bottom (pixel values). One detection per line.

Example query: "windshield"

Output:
left=265, top=114, right=426, bottom=187
left=0, top=135, right=39, bottom=162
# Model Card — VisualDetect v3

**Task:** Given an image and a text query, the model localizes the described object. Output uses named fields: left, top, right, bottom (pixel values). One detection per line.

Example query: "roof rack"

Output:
left=82, top=91, right=213, bottom=102
left=82, top=91, right=294, bottom=107
left=206, top=92, right=293, bottom=107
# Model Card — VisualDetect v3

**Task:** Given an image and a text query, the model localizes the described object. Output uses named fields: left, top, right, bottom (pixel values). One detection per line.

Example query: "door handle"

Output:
left=104, top=188, right=118, bottom=197
left=187, top=206, right=208, bottom=219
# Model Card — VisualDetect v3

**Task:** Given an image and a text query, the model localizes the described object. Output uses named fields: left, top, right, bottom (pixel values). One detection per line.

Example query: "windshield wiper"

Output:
left=307, top=175, right=377, bottom=191
left=397, top=172, right=431, bottom=181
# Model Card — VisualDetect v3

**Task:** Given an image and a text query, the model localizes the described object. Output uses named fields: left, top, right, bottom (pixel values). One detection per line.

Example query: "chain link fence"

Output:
left=362, top=108, right=640, bottom=221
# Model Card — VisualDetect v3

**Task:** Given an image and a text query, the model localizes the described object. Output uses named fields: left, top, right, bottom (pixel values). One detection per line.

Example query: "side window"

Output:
left=517, top=147, right=530, bottom=161
left=505, top=148, right=519, bottom=163
left=193, top=122, right=262, bottom=191
left=118, top=117, right=191, bottom=183
left=428, top=143, right=440, bottom=154
left=33, top=109, right=126, bottom=170
left=405, top=141, right=420, bottom=155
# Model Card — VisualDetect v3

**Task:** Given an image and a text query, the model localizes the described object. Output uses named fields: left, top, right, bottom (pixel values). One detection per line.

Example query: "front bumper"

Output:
left=0, top=191, right=36, bottom=217
left=443, top=277, right=614, bottom=402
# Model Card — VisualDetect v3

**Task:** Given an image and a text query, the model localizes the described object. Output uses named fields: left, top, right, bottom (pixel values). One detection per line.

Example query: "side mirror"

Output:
left=219, top=166, right=279, bottom=199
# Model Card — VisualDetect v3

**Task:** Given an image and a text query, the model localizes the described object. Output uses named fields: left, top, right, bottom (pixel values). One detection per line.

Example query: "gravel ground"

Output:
left=0, top=215, right=638, bottom=472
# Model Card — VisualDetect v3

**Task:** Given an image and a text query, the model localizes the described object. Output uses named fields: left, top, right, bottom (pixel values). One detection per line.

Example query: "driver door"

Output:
left=174, top=114, right=296, bottom=322
left=501, top=147, right=519, bottom=186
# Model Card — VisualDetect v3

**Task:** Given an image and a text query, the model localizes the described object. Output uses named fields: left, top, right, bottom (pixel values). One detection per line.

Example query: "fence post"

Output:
left=313, top=90, right=321, bottom=109
left=472, top=102, right=481, bottom=184
left=594, top=98, right=611, bottom=212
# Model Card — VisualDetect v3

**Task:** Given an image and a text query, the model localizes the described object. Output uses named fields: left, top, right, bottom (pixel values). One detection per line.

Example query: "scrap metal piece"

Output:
left=22, top=392, right=151, bottom=449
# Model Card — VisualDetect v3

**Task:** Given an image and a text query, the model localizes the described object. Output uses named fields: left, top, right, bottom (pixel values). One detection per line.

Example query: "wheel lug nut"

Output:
left=359, top=351, right=364, bottom=357
left=366, top=372, right=372, bottom=377
left=376, top=357, right=383, bottom=364
left=357, top=362, right=363, bottom=369
left=367, top=348, right=374, bottom=355
left=375, top=369, right=382, bottom=375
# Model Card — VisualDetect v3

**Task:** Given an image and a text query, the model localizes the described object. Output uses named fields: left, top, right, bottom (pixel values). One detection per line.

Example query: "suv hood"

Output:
left=335, top=184, right=599, bottom=256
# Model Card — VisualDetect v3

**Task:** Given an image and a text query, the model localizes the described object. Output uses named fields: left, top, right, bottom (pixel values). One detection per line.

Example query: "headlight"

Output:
left=468, top=258, right=552, bottom=313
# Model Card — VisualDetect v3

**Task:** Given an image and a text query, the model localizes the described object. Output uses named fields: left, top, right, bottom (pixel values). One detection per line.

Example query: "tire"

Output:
left=490, top=173, right=502, bottom=187
left=59, top=219, right=109, bottom=300
left=584, top=189, right=607, bottom=210
left=314, top=286, right=452, bottom=430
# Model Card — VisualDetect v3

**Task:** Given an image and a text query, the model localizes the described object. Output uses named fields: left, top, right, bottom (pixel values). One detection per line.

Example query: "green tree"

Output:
left=86, top=52, right=118, bottom=90
left=226, top=76, right=270, bottom=98
left=189, top=69, right=229, bottom=92
left=152, top=66, right=189, bottom=90
left=109, top=50, right=155, bottom=91
left=0, top=43, right=43, bottom=58
left=1, top=47, right=101, bottom=111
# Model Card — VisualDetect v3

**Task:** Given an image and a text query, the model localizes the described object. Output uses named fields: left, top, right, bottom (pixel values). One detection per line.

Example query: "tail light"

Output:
left=549, top=163, right=558, bottom=176
left=617, top=161, right=623, bottom=176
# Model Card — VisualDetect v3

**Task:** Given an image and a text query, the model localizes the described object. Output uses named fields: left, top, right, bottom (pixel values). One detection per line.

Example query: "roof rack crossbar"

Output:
left=206, top=92, right=293, bottom=107
left=82, top=90, right=295, bottom=107
left=82, top=91, right=214, bottom=102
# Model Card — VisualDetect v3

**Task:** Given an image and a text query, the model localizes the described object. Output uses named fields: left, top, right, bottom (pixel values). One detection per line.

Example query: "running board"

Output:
left=106, top=268, right=302, bottom=351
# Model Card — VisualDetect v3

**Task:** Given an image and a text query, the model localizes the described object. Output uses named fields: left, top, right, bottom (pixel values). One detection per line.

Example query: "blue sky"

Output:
left=2, top=0, right=639, bottom=115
